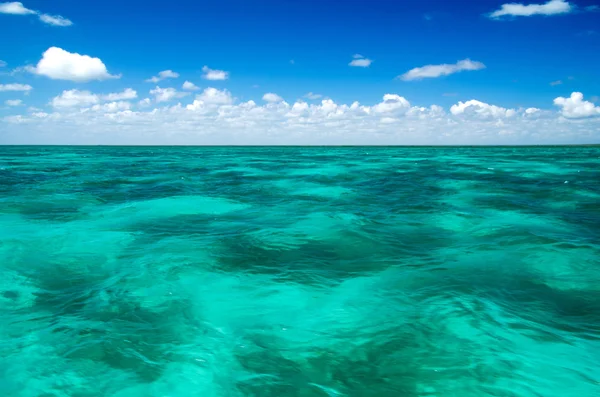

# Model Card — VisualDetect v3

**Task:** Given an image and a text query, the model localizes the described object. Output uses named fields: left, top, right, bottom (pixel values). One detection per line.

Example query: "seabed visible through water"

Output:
left=1, top=146, right=599, bottom=396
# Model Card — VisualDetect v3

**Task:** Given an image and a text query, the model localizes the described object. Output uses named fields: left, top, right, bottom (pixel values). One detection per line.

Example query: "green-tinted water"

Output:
left=1, top=146, right=599, bottom=396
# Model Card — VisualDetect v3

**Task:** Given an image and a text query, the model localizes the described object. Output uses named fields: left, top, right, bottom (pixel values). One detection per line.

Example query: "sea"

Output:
left=0, top=146, right=599, bottom=396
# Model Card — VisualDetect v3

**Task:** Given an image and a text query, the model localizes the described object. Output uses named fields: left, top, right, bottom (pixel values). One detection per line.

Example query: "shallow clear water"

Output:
left=1, top=146, right=599, bottom=396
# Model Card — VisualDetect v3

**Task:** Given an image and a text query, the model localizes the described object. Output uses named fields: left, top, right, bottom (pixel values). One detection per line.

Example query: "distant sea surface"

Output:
left=1, top=146, right=599, bottom=397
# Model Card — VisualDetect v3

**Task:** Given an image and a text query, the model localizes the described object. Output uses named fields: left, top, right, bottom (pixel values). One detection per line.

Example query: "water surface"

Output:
left=1, top=146, right=599, bottom=396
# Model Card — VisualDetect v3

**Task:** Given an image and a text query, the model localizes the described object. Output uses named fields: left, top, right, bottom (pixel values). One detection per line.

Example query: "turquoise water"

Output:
left=1, top=146, right=599, bottom=396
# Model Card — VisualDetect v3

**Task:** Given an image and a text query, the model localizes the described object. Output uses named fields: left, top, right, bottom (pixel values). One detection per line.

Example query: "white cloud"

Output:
left=90, top=101, right=131, bottom=113
left=146, top=70, right=179, bottom=83
left=550, top=80, right=563, bottom=86
left=450, top=99, right=516, bottom=119
left=139, top=98, right=152, bottom=107
left=372, top=94, right=411, bottom=114
left=0, top=83, right=32, bottom=92
left=554, top=92, right=600, bottom=118
left=5, top=99, right=22, bottom=106
left=201, top=66, right=229, bottom=81
left=39, top=14, right=72, bottom=26
left=0, top=2, right=72, bottom=26
left=304, top=92, right=323, bottom=100
left=0, top=60, right=7, bottom=67
left=51, top=90, right=99, bottom=108
left=489, top=0, right=572, bottom=19
left=186, top=87, right=233, bottom=110
left=263, top=93, right=283, bottom=103
left=399, top=59, right=485, bottom=81
left=30, top=47, right=118, bottom=82
left=0, top=2, right=35, bottom=14
left=349, top=54, right=373, bottom=67
left=182, top=81, right=199, bottom=91
left=102, top=88, right=137, bottom=101
left=380, top=117, right=398, bottom=124
left=3, top=89, right=599, bottom=145
left=150, top=86, right=189, bottom=103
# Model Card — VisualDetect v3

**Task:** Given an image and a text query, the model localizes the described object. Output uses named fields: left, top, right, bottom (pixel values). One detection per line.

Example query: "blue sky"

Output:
left=1, top=0, right=599, bottom=144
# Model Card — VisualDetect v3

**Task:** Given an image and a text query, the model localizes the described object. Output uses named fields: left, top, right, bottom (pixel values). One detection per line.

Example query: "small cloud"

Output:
left=304, top=92, right=322, bottom=100
left=102, top=88, right=137, bottom=101
left=349, top=54, right=373, bottom=67
left=443, top=93, right=459, bottom=97
left=182, top=81, right=199, bottom=91
left=488, top=0, right=572, bottom=19
left=586, top=5, right=599, bottom=11
left=51, top=89, right=99, bottom=108
left=399, top=59, right=485, bottom=81
left=567, top=76, right=574, bottom=80
left=591, top=96, right=600, bottom=103
left=0, top=60, right=7, bottom=67
left=262, top=93, right=283, bottom=103
left=550, top=80, right=563, bottom=86
left=290, top=59, right=295, bottom=65
left=150, top=86, right=189, bottom=103
left=5, top=99, right=23, bottom=106
left=0, top=83, right=33, bottom=92
left=423, top=14, right=433, bottom=21
left=0, top=2, right=36, bottom=15
left=30, top=47, right=119, bottom=82
left=252, top=84, right=260, bottom=89
left=202, top=65, right=229, bottom=81
left=187, top=87, right=233, bottom=108
left=39, top=14, right=73, bottom=27
left=146, top=70, right=179, bottom=83
left=0, top=2, right=72, bottom=26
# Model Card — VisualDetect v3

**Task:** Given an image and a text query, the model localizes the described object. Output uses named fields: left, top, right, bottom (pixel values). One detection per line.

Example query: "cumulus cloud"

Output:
left=263, top=93, right=283, bottom=103
left=2, top=89, right=599, bottom=145
left=550, top=80, right=563, bottom=86
left=186, top=87, right=233, bottom=110
left=51, top=89, right=99, bottom=108
left=90, top=101, right=131, bottom=113
left=489, top=0, right=572, bottom=19
left=102, top=88, right=137, bottom=101
left=201, top=66, right=229, bottom=81
left=146, top=70, right=179, bottom=83
left=150, top=86, right=189, bottom=103
left=0, top=83, right=32, bottom=92
left=399, top=59, right=485, bottom=81
left=38, top=14, right=72, bottom=26
left=554, top=92, right=600, bottom=118
left=5, top=99, right=22, bottom=106
left=0, top=2, right=35, bottom=14
left=50, top=88, right=139, bottom=108
left=450, top=99, right=516, bottom=119
left=30, top=47, right=119, bottom=82
left=372, top=94, right=411, bottom=114
left=182, top=81, right=199, bottom=91
left=349, top=54, right=373, bottom=67
left=0, top=2, right=72, bottom=26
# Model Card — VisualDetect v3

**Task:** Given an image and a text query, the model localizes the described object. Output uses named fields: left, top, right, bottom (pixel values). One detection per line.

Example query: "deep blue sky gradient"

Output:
left=1, top=0, right=599, bottom=109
